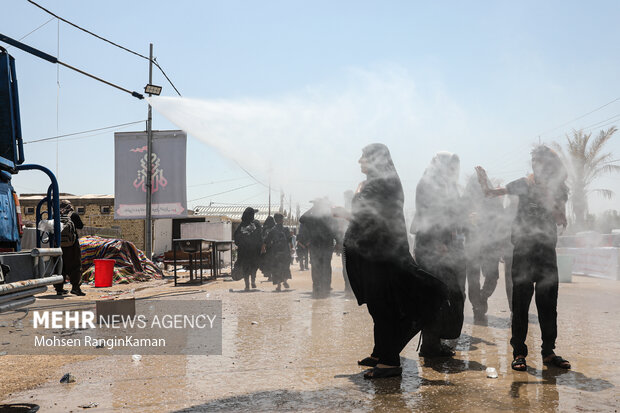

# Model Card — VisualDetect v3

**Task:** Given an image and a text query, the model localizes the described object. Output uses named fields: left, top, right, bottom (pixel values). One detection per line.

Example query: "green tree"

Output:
left=552, top=126, right=620, bottom=231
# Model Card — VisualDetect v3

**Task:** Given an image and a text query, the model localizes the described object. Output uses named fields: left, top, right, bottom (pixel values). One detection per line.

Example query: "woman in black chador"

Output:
left=412, top=152, right=466, bottom=358
left=233, top=207, right=262, bottom=291
left=259, top=216, right=276, bottom=281
left=339, top=143, right=446, bottom=379
left=264, top=213, right=292, bottom=291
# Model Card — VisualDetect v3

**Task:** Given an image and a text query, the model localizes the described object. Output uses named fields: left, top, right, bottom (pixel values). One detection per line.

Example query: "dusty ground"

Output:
left=1, top=258, right=619, bottom=412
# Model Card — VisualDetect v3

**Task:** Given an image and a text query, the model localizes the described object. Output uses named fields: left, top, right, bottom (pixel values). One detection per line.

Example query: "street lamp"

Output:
left=144, top=84, right=162, bottom=96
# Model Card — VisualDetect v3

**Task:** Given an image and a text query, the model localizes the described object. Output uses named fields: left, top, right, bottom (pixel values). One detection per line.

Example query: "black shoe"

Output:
left=56, top=289, right=69, bottom=296
left=358, top=356, right=379, bottom=367
left=283, top=281, right=290, bottom=289
left=70, top=288, right=86, bottom=296
left=251, top=282, right=257, bottom=289
left=363, top=366, right=402, bottom=379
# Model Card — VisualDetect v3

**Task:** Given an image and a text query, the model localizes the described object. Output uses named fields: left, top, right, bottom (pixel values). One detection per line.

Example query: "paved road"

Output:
left=2, top=259, right=619, bottom=412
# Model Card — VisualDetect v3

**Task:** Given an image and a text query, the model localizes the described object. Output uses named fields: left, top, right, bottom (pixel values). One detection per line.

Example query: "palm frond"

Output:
left=587, top=126, right=617, bottom=160
left=584, top=152, right=614, bottom=182
left=588, top=188, right=615, bottom=199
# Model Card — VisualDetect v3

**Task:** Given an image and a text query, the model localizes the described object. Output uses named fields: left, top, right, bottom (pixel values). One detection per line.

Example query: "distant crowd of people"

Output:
left=232, top=142, right=571, bottom=379
left=232, top=198, right=349, bottom=298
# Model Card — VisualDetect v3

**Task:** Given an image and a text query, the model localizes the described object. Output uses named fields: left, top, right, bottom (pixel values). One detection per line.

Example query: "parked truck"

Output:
left=0, top=32, right=145, bottom=312
left=0, top=46, right=64, bottom=313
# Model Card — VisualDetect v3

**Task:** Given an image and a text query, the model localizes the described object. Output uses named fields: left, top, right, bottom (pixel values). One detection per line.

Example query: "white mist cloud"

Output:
left=148, top=66, right=472, bottom=209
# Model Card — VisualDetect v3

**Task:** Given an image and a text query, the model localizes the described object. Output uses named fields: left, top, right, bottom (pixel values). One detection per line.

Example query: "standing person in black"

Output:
left=299, top=198, right=338, bottom=298
left=295, top=223, right=309, bottom=271
left=259, top=216, right=276, bottom=281
left=499, top=196, right=518, bottom=311
left=462, top=175, right=504, bottom=320
left=55, top=200, right=85, bottom=296
left=233, top=207, right=262, bottom=291
left=337, top=143, right=447, bottom=379
left=476, top=145, right=571, bottom=371
left=264, top=213, right=292, bottom=291
left=411, top=152, right=466, bottom=357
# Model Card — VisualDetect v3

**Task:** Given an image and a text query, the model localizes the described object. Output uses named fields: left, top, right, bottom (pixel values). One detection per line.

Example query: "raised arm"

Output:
left=331, top=206, right=352, bottom=221
left=475, top=166, right=507, bottom=197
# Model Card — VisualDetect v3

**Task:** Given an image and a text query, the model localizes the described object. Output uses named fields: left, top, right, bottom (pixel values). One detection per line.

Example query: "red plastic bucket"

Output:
left=94, top=259, right=115, bottom=287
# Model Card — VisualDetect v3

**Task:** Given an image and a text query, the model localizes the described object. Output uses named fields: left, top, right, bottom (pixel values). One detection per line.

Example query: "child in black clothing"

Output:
left=475, top=145, right=571, bottom=371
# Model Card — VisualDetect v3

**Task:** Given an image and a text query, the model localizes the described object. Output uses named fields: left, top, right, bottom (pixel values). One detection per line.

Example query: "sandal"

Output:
left=511, top=356, right=527, bottom=371
left=363, top=366, right=402, bottom=379
left=357, top=356, right=378, bottom=367
left=543, top=355, right=571, bottom=369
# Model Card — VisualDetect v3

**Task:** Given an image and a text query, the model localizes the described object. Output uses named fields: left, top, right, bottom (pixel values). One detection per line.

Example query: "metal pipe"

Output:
left=0, top=286, right=47, bottom=304
left=0, top=33, right=57, bottom=63
left=0, top=296, right=35, bottom=313
left=30, top=248, right=63, bottom=257
left=0, top=275, right=63, bottom=295
left=0, top=33, right=144, bottom=100
left=58, top=61, right=143, bottom=99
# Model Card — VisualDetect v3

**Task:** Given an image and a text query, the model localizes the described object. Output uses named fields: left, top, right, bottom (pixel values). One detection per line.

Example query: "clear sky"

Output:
left=3, top=0, right=620, bottom=216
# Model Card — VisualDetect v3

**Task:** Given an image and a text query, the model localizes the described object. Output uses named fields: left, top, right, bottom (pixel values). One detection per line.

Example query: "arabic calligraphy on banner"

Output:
left=114, top=131, right=187, bottom=219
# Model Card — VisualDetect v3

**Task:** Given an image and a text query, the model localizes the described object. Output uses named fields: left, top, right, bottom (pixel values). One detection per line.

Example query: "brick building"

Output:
left=19, top=194, right=146, bottom=250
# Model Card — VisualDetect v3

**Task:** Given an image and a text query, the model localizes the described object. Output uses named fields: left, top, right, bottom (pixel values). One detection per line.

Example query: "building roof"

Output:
left=193, top=204, right=283, bottom=222
left=19, top=193, right=114, bottom=201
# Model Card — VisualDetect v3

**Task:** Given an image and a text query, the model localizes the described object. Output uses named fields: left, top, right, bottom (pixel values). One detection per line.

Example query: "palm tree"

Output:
left=552, top=126, right=620, bottom=230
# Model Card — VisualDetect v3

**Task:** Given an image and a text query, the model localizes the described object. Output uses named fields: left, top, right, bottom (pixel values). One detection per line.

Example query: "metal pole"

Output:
left=268, top=174, right=271, bottom=216
left=145, top=43, right=153, bottom=259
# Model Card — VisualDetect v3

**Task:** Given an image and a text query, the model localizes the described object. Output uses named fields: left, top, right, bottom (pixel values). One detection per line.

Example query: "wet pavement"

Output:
left=2, top=259, right=619, bottom=412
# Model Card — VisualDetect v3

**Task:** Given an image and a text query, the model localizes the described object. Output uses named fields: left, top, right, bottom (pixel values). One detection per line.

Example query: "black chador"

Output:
left=259, top=216, right=276, bottom=280
left=412, top=152, right=466, bottom=358
left=232, top=207, right=262, bottom=290
left=264, top=213, right=292, bottom=291
left=343, top=143, right=447, bottom=379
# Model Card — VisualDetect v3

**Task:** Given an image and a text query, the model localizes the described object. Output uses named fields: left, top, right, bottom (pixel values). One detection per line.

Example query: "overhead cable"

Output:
left=548, top=113, right=620, bottom=141
left=19, top=17, right=55, bottom=41
left=24, top=120, right=146, bottom=144
left=189, top=183, right=258, bottom=202
left=187, top=177, right=249, bottom=188
left=26, top=0, right=182, bottom=96
left=232, top=160, right=271, bottom=189
left=538, top=96, right=620, bottom=137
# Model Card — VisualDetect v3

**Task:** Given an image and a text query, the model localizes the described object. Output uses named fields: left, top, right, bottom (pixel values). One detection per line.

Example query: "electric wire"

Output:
left=189, top=183, right=258, bottom=202
left=3, top=16, right=55, bottom=52
left=48, top=122, right=143, bottom=143
left=26, top=0, right=148, bottom=58
left=231, top=159, right=273, bottom=190
left=24, top=120, right=146, bottom=144
left=26, top=0, right=182, bottom=96
left=187, top=177, right=250, bottom=188
left=537, top=96, right=620, bottom=137
left=548, top=113, right=620, bottom=141
left=18, top=17, right=55, bottom=41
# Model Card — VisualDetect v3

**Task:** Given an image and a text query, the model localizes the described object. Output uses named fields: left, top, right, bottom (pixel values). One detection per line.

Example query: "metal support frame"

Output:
left=145, top=43, right=154, bottom=260
left=17, top=164, right=60, bottom=247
